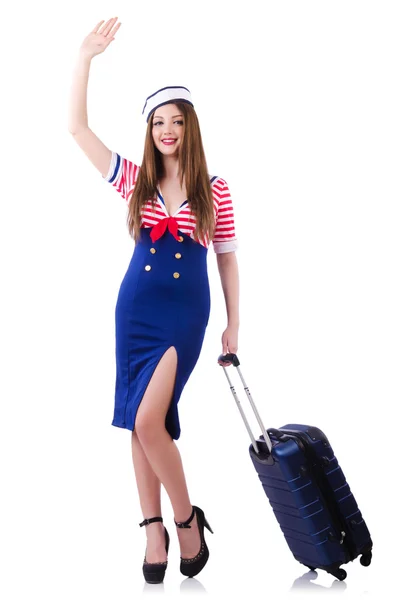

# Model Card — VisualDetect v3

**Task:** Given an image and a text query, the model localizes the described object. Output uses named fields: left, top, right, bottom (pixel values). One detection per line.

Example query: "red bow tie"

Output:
left=150, top=216, right=180, bottom=243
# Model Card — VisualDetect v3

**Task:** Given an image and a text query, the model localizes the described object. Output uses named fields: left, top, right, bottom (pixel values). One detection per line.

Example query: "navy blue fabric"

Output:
left=112, top=227, right=210, bottom=439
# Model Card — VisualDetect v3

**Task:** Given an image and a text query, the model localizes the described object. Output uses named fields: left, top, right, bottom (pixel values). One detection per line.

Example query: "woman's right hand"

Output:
left=80, top=17, right=122, bottom=59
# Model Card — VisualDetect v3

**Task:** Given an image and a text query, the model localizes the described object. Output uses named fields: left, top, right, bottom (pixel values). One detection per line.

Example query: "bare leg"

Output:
left=133, top=347, right=201, bottom=561
left=131, top=431, right=165, bottom=563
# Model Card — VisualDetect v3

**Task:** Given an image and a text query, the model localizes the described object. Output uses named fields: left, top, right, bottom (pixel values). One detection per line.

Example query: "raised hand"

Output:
left=80, top=17, right=122, bottom=59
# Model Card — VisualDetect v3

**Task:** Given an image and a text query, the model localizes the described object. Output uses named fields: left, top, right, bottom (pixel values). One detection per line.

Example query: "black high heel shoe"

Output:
left=174, top=505, right=214, bottom=578
left=139, top=516, right=170, bottom=584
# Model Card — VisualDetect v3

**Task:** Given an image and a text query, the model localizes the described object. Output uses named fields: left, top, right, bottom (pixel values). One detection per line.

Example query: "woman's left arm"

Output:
left=216, top=251, right=240, bottom=356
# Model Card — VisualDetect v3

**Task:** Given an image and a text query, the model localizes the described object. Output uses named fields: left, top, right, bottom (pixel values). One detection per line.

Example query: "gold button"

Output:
left=178, top=236, right=184, bottom=242
left=145, top=265, right=151, bottom=271
left=175, top=253, right=182, bottom=259
left=173, top=272, right=180, bottom=279
left=150, top=248, right=156, bottom=254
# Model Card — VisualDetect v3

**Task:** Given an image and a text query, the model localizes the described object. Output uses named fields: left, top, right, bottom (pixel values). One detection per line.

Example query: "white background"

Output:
left=1, top=0, right=396, bottom=598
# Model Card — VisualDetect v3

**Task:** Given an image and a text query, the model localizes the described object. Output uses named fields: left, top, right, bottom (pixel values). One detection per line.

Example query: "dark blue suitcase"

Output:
left=218, top=353, right=373, bottom=581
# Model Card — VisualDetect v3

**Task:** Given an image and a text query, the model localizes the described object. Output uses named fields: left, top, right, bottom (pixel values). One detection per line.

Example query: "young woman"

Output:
left=68, top=17, right=240, bottom=584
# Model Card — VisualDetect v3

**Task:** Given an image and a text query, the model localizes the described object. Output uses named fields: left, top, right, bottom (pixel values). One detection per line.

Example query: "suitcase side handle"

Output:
left=217, top=353, right=272, bottom=454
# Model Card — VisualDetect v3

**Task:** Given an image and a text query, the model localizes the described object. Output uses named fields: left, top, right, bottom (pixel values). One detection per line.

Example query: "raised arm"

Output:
left=68, top=17, right=122, bottom=178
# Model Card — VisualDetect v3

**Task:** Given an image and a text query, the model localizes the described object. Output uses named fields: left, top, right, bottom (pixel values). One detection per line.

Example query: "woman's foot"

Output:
left=175, top=508, right=201, bottom=559
left=139, top=517, right=170, bottom=584
left=144, top=521, right=168, bottom=563
left=174, top=505, right=214, bottom=577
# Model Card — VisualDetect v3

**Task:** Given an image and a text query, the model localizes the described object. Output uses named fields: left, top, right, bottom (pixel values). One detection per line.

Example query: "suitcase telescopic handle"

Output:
left=218, top=353, right=272, bottom=454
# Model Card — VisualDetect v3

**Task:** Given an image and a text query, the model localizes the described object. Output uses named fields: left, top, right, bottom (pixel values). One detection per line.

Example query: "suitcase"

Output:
left=218, top=352, right=373, bottom=581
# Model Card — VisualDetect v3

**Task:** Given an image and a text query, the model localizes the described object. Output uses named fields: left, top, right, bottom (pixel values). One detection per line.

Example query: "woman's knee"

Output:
left=134, top=409, right=165, bottom=443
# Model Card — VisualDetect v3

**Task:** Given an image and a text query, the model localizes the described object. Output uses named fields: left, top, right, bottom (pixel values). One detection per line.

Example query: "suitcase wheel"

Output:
left=335, top=568, right=347, bottom=581
left=360, top=552, right=372, bottom=567
left=328, top=567, right=347, bottom=581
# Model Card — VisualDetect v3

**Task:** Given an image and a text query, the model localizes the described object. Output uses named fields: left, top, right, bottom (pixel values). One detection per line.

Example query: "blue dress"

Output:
left=112, top=218, right=210, bottom=440
left=103, top=151, right=238, bottom=440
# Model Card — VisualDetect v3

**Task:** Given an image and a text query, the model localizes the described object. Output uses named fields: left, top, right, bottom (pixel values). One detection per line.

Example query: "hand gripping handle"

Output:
left=218, top=353, right=272, bottom=454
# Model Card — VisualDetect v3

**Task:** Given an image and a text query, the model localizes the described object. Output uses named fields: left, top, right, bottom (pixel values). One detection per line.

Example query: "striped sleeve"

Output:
left=212, top=178, right=238, bottom=253
left=102, top=151, right=140, bottom=202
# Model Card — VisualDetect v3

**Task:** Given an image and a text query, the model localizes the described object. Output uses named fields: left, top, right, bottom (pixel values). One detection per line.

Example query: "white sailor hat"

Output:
left=142, top=86, right=194, bottom=123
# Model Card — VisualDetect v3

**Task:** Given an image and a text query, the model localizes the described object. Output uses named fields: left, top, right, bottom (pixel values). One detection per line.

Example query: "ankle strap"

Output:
left=139, top=516, right=163, bottom=527
left=174, top=505, right=195, bottom=529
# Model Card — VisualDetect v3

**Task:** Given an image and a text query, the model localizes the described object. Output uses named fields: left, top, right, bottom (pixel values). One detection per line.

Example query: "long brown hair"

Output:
left=126, top=102, right=215, bottom=243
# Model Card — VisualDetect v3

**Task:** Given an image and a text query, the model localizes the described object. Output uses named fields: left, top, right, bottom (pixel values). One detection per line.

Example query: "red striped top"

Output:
left=103, top=151, right=238, bottom=253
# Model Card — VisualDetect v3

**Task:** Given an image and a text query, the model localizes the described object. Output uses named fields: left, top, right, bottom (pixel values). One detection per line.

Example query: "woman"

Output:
left=68, top=17, right=240, bottom=584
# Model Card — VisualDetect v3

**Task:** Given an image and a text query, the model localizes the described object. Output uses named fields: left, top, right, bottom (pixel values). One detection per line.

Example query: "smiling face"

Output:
left=151, top=103, right=184, bottom=156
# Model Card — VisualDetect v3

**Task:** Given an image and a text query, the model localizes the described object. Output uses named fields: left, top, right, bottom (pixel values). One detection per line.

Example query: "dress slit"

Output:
left=129, top=344, right=183, bottom=440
